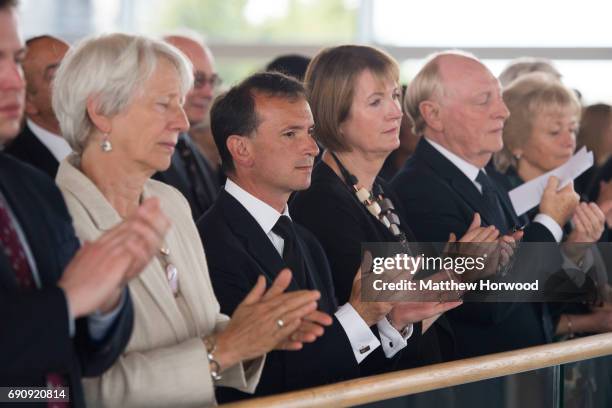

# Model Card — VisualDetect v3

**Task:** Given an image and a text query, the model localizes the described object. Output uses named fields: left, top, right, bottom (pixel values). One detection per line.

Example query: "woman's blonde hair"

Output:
left=494, top=72, right=581, bottom=172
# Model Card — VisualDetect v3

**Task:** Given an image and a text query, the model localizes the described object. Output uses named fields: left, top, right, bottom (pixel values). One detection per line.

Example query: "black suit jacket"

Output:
left=0, top=153, right=133, bottom=407
left=391, top=139, right=556, bottom=358
left=291, top=162, right=455, bottom=364
left=197, top=190, right=396, bottom=401
left=153, top=133, right=219, bottom=220
left=5, top=124, right=60, bottom=178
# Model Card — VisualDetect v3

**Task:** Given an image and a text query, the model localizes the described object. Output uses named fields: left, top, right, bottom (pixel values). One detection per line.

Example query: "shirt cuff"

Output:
left=334, top=303, right=381, bottom=364
left=88, top=289, right=127, bottom=341
left=534, top=214, right=563, bottom=243
left=377, top=317, right=413, bottom=358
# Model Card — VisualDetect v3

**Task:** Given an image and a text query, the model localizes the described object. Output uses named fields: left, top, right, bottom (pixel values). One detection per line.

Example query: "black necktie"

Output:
left=476, top=170, right=510, bottom=233
left=272, top=216, right=307, bottom=288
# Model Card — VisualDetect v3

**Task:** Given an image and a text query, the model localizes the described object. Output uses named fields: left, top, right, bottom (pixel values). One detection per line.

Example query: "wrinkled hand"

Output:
left=215, top=269, right=321, bottom=371
left=562, top=202, right=605, bottom=266
left=566, top=202, right=605, bottom=243
left=58, top=198, right=171, bottom=317
left=445, top=213, right=501, bottom=281
left=540, top=177, right=580, bottom=227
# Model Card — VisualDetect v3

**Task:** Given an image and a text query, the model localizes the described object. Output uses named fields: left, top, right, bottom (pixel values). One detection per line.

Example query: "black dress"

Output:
left=291, top=161, right=456, bottom=367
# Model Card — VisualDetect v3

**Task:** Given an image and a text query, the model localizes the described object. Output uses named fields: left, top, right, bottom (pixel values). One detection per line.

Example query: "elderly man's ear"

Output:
left=227, top=134, right=254, bottom=168
left=86, top=97, right=112, bottom=135
left=419, top=100, right=444, bottom=133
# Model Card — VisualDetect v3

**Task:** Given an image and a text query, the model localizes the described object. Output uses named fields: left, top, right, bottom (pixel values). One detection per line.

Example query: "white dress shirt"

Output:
left=224, top=179, right=413, bottom=362
left=27, top=119, right=72, bottom=162
left=425, top=138, right=563, bottom=242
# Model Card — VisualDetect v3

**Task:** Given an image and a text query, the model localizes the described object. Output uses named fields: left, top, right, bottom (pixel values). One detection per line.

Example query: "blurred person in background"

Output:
left=379, top=84, right=422, bottom=181
left=498, top=57, right=562, bottom=87
left=574, top=103, right=612, bottom=205
left=5, top=34, right=70, bottom=177
left=153, top=32, right=222, bottom=220
left=265, top=53, right=311, bottom=82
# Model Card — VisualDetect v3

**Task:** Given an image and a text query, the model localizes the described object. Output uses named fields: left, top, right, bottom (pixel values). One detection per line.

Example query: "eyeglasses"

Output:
left=193, top=72, right=222, bottom=89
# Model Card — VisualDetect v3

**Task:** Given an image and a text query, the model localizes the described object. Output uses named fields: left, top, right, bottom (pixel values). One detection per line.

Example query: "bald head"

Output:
left=164, top=34, right=218, bottom=125
left=411, top=51, right=509, bottom=168
left=434, top=53, right=493, bottom=99
left=23, top=35, right=69, bottom=134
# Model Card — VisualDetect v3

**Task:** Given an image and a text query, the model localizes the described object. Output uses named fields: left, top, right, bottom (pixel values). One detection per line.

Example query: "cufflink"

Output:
left=359, top=345, right=371, bottom=354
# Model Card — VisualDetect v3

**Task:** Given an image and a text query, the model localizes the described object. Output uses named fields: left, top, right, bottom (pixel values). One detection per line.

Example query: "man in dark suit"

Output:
left=198, top=72, right=424, bottom=401
left=390, top=51, right=585, bottom=408
left=0, top=3, right=170, bottom=405
left=5, top=35, right=70, bottom=177
left=391, top=52, right=582, bottom=357
left=153, top=34, right=221, bottom=220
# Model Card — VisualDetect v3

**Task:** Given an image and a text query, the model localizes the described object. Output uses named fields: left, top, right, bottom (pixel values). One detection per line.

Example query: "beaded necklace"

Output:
left=329, top=152, right=410, bottom=249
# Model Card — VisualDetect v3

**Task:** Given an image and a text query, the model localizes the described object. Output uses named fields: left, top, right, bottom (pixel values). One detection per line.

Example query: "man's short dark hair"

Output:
left=0, top=0, right=18, bottom=9
left=265, top=54, right=311, bottom=82
left=210, top=71, right=306, bottom=174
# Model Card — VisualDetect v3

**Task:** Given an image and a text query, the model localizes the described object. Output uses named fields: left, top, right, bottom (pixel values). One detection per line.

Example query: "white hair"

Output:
left=52, top=33, right=193, bottom=155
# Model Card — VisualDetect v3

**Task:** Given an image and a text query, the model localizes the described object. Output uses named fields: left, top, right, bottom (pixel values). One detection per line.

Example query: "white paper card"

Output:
left=508, top=147, right=594, bottom=216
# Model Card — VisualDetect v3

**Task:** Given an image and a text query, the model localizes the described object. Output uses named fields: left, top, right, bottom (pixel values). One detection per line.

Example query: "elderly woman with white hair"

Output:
left=52, top=33, right=324, bottom=407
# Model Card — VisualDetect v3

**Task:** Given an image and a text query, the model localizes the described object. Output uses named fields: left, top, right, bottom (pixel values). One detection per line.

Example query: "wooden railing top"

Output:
left=220, top=332, right=612, bottom=408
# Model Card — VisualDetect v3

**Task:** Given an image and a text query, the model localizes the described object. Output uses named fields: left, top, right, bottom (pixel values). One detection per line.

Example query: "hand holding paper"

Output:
left=509, top=147, right=593, bottom=216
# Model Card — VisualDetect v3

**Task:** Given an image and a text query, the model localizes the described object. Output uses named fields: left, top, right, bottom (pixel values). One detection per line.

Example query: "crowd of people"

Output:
left=2, top=0, right=612, bottom=407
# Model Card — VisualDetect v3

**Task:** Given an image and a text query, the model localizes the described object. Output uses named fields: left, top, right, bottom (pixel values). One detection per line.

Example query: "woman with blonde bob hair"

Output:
left=494, top=72, right=612, bottom=337
left=52, top=33, right=322, bottom=407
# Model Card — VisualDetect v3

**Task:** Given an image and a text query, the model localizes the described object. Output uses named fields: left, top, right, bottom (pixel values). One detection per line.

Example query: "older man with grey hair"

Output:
left=392, top=51, right=581, bottom=351
left=391, top=49, right=584, bottom=408
left=153, top=31, right=221, bottom=221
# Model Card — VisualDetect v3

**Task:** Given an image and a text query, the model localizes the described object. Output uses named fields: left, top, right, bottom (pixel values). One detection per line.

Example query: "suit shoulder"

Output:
left=1, top=154, right=62, bottom=200
left=391, top=163, right=453, bottom=202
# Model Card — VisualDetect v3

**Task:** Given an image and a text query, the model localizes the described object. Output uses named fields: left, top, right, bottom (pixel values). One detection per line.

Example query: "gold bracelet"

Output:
left=203, top=335, right=222, bottom=381
left=566, top=315, right=575, bottom=339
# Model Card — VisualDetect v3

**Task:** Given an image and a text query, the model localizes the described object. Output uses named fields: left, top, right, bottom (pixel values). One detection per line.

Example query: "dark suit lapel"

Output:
left=16, top=126, right=59, bottom=177
left=416, top=139, right=502, bottom=228
left=219, top=191, right=301, bottom=291
left=295, top=235, right=334, bottom=312
left=0, top=156, right=59, bottom=286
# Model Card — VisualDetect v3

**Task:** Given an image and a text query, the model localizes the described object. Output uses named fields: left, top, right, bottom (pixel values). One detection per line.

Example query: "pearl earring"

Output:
left=101, top=134, right=112, bottom=152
